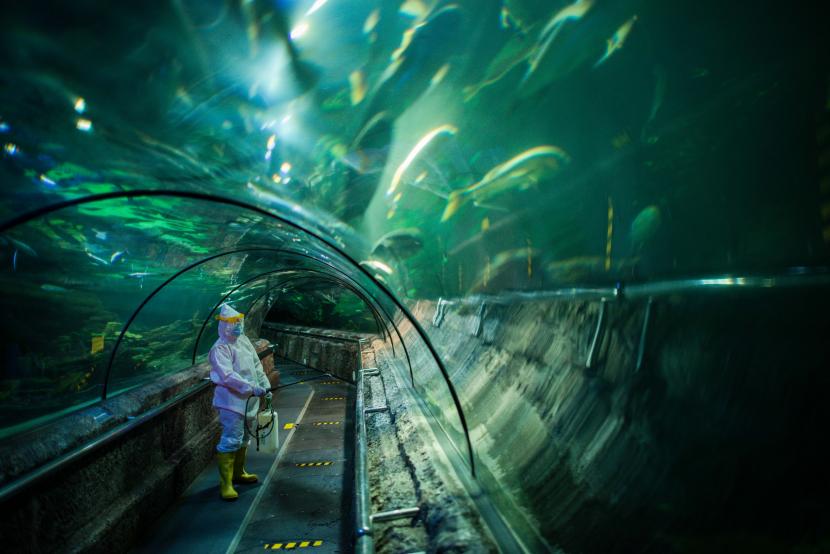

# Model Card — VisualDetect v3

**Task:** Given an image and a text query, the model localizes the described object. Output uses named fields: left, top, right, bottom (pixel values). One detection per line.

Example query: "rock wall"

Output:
left=383, top=288, right=830, bottom=552
left=261, top=323, right=369, bottom=382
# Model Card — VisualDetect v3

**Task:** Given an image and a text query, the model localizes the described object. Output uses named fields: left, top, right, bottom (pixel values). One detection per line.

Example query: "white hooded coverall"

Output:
left=209, top=305, right=271, bottom=453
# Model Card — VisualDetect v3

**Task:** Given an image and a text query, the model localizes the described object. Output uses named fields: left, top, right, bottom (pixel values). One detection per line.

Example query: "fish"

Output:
left=85, top=249, right=110, bottom=266
left=12, top=250, right=18, bottom=271
left=386, top=124, right=458, bottom=197
left=630, top=205, right=662, bottom=248
left=349, top=70, right=367, bottom=105
left=519, top=1, right=641, bottom=99
left=344, top=112, right=392, bottom=175
left=127, top=272, right=153, bottom=278
left=363, top=8, right=380, bottom=34
left=441, top=146, right=570, bottom=221
left=468, top=246, right=540, bottom=293
left=641, top=64, right=667, bottom=143
left=526, top=0, right=595, bottom=75
left=544, top=256, right=604, bottom=281
left=593, top=15, right=638, bottom=68
left=371, top=228, right=424, bottom=259
left=360, top=4, right=464, bottom=128
left=41, top=284, right=68, bottom=293
left=1, top=236, right=38, bottom=257
left=462, top=22, right=541, bottom=102
left=400, top=0, right=432, bottom=20
left=500, top=0, right=554, bottom=32
left=336, top=113, right=394, bottom=222
left=110, top=251, right=127, bottom=264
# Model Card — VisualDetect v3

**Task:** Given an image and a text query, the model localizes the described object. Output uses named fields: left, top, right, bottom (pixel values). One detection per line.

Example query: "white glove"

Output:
left=252, top=386, right=266, bottom=397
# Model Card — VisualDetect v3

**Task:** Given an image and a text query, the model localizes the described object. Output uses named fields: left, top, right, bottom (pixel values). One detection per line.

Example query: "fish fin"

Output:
left=441, top=191, right=464, bottom=222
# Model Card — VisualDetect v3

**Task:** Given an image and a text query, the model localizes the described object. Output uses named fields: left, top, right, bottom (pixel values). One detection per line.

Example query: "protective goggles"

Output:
left=216, top=313, right=245, bottom=323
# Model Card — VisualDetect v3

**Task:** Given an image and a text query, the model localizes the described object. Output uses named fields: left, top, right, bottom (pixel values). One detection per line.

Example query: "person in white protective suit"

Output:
left=209, top=303, right=272, bottom=501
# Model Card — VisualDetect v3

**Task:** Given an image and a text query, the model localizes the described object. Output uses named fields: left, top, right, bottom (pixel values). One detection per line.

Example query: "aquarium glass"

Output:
left=1, top=0, right=827, bottom=545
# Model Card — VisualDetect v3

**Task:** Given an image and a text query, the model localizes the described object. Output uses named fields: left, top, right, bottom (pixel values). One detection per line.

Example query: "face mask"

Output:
left=231, top=323, right=243, bottom=336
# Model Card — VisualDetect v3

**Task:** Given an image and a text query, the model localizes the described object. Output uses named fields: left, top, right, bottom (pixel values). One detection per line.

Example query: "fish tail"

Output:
left=441, top=191, right=464, bottom=222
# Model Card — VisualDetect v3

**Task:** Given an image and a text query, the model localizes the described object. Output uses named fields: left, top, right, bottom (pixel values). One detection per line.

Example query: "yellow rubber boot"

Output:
left=217, top=452, right=239, bottom=501
left=233, top=446, right=259, bottom=484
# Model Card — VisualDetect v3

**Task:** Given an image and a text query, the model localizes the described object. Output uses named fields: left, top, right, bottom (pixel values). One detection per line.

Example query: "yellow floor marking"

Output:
left=300, top=541, right=310, bottom=547
left=283, top=423, right=294, bottom=429
left=286, top=542, right=297, bottom=549
left=270, top=544, right=282, bottom=550
left=313, top=540, right=323, bottom=546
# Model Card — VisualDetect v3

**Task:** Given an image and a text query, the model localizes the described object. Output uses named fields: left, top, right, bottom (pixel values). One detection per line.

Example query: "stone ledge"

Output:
left=0, top=339, right=274, bottom=553
left=261, top=323, right=367, bottom=381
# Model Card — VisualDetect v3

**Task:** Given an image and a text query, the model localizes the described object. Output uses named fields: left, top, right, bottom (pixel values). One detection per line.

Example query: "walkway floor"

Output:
left=132, top=357, right=355, bottom=554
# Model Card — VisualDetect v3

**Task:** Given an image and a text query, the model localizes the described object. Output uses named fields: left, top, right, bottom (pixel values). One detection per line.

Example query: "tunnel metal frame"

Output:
left=103, top=246, right=302, bottom=399
left=243, top=271, right=416, bottom=387
left=238, top=272, right=394, bottom=359
left=240, top=271, right=396, bottom=357
left=191, top=269, right=389, bottom=365
left=103, top=247, right=393, bottom=395
left=0, top=190, right=477, bottom=474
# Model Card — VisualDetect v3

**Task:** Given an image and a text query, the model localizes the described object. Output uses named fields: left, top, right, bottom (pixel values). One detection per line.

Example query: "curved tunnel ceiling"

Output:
left=0, top=188, right=474, bottom=469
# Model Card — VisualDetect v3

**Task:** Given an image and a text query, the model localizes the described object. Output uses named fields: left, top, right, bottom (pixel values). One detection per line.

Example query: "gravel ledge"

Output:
left=364, top=340, right=497, bottom=553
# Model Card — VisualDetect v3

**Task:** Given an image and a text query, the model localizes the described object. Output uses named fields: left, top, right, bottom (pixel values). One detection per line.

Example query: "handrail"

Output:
left=191, top=270, right=389, bottom=363
left=105, top=246, right=303, bottom=399
left=354, top=340, right=374, bottom=554
left=457, top=269, right=830, bottom=306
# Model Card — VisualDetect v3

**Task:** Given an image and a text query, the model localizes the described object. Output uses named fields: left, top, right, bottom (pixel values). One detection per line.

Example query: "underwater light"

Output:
left=74, top=97, right=86, bottom=114
left=290, top=21, right=309, bottom=40
left=305, top=0, right=328, bottom=16
left=76, top=118, right=93, bottom=132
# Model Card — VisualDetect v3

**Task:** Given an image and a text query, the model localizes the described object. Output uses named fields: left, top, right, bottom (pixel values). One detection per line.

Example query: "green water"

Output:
left=0, top=0, right=826, bottom=499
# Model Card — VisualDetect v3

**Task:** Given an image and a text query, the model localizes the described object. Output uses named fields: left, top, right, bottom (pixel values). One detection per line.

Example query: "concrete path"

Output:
left=132, top=357, right=355, bottom=554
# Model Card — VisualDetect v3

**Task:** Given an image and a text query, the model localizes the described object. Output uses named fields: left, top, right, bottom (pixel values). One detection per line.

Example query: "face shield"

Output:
left=217, top=307, right=245, bottom=340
